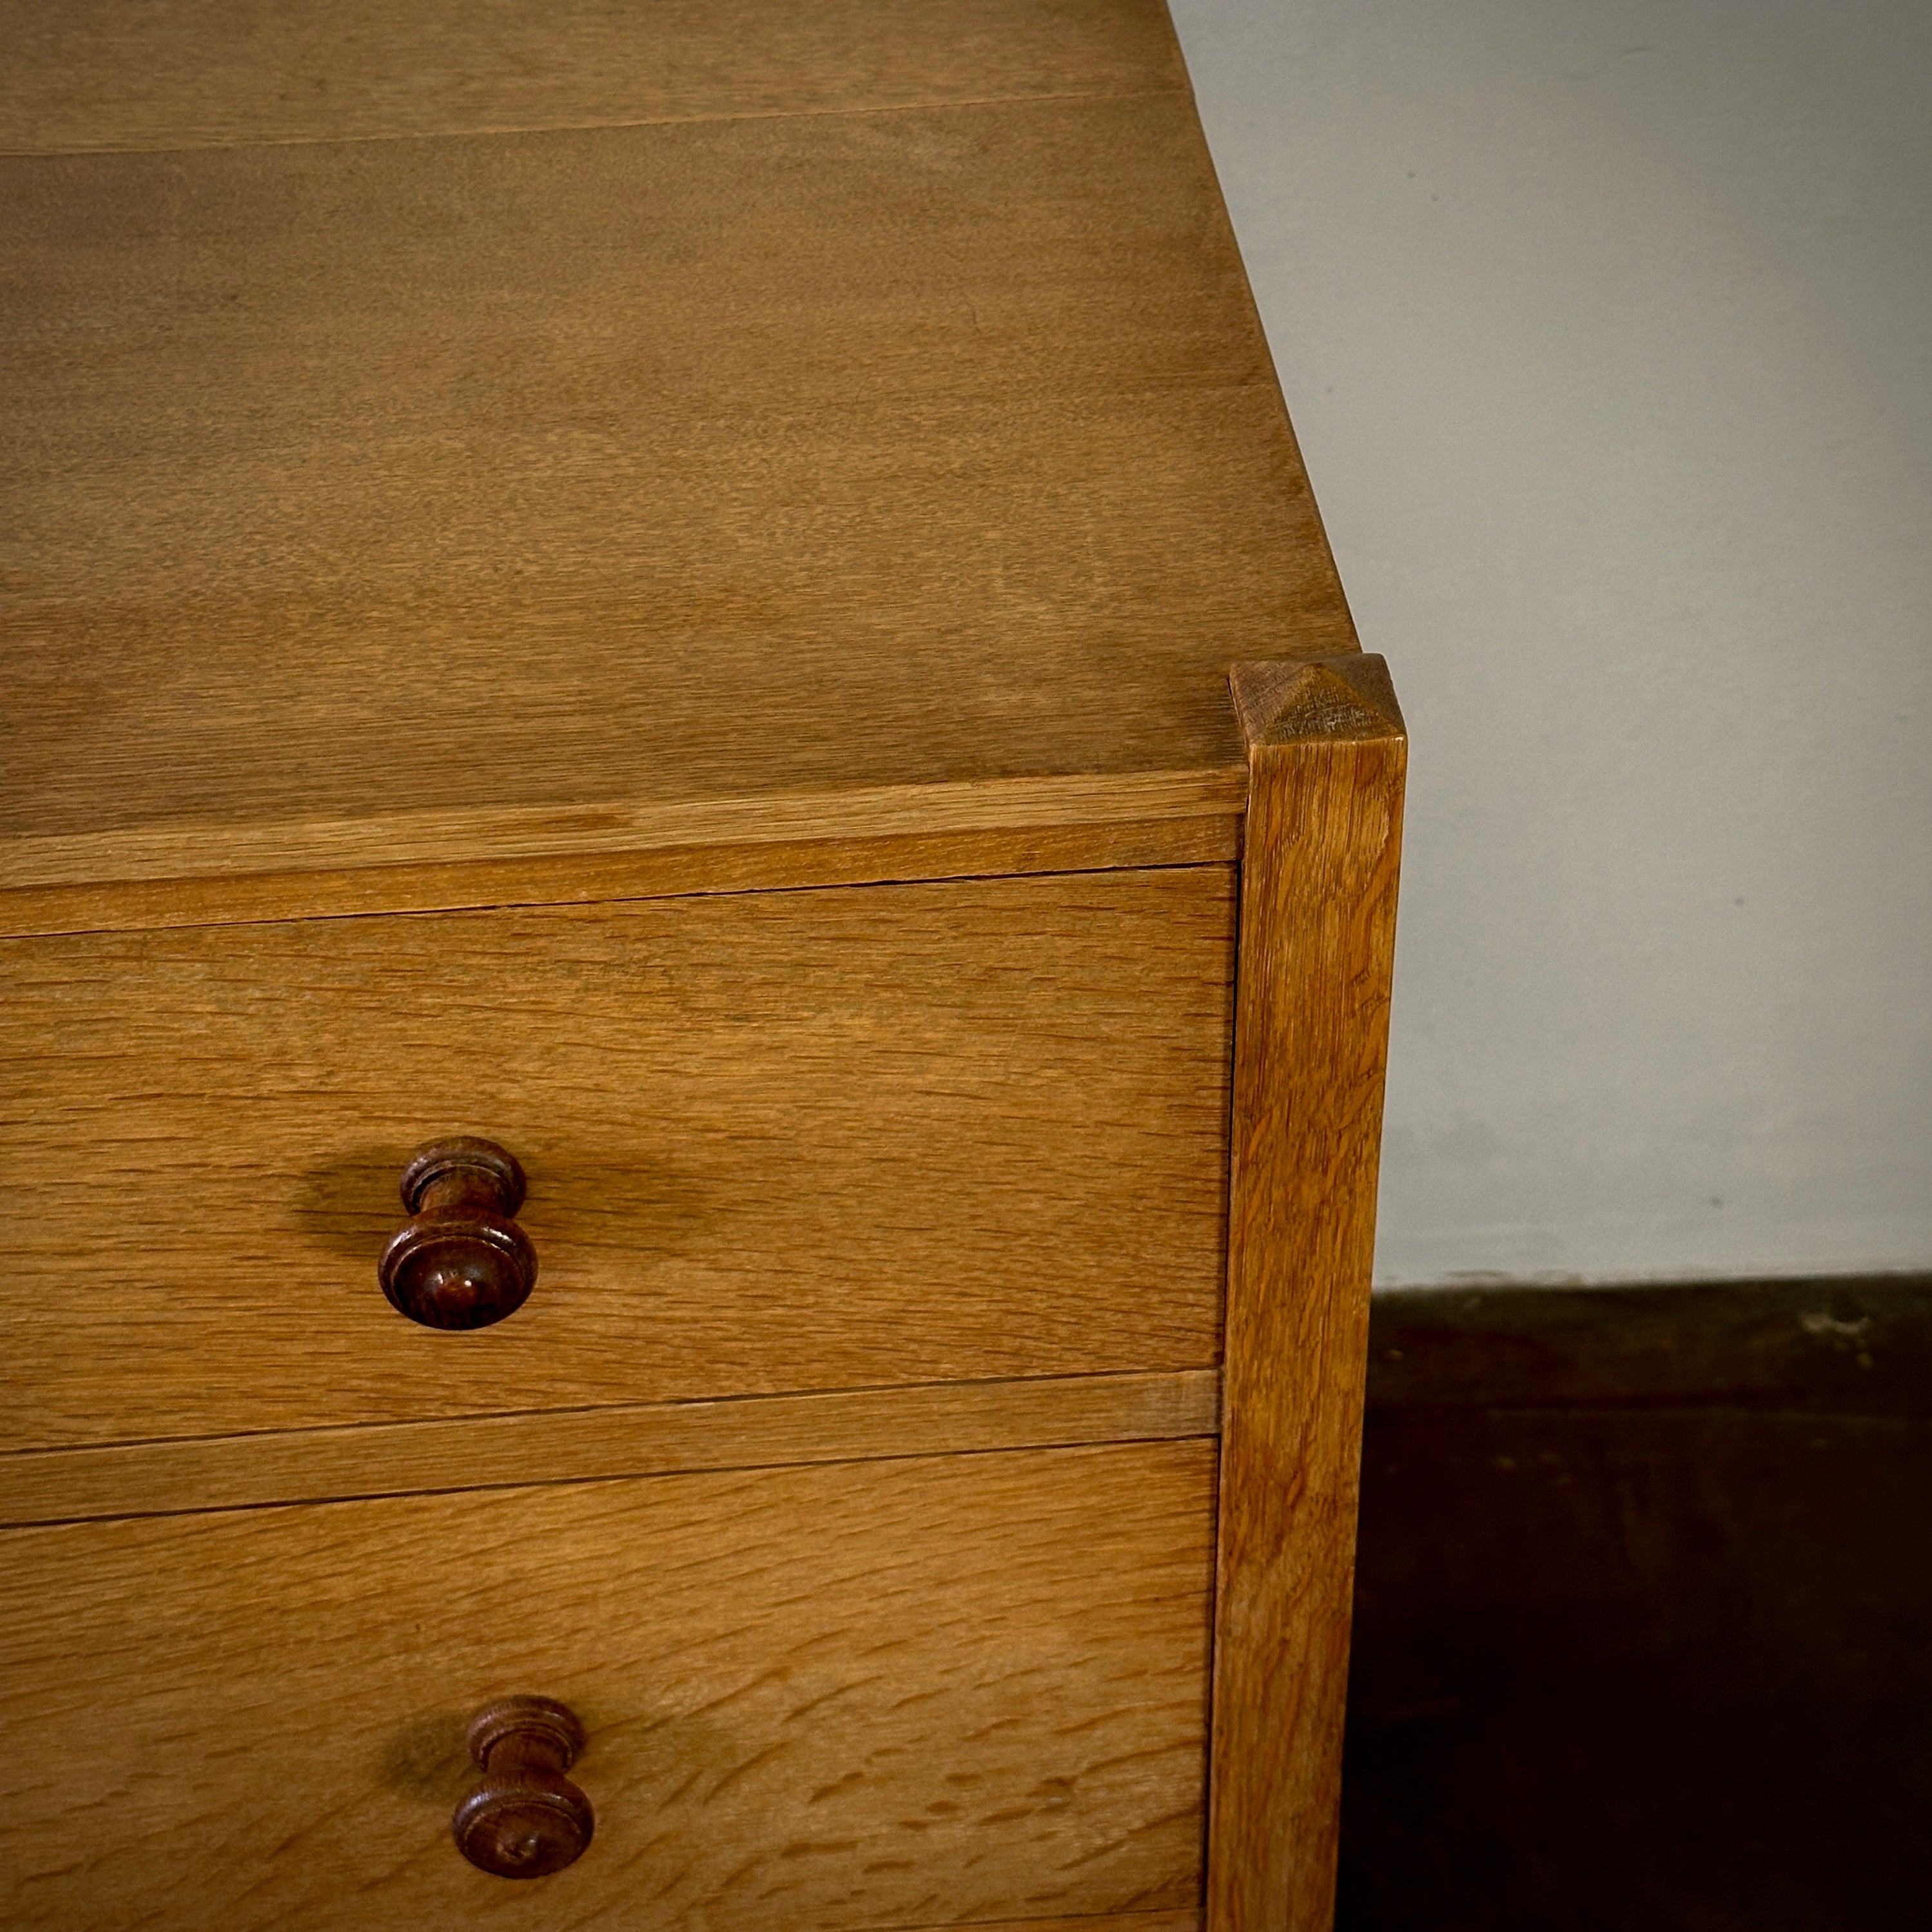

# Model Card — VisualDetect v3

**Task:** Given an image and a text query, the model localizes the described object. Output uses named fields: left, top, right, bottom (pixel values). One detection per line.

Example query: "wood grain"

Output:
left=1, top=766, right=1247, bottom=898
left=910, top=1916, right=1201, bottom=1932
left=0, top=868, right=1233, bottom=1452
left=1207, top=659, right=1407, bottom=1932
left=0, top=1367, right=1221, bottom=1529
left=1, top=91, right=1351, bottom=906
left=0, top=0, right=1189, bottom=154
left=0, top=1440, right=1215, bottom=1930
left=0, top=808, right=1242, bottom=942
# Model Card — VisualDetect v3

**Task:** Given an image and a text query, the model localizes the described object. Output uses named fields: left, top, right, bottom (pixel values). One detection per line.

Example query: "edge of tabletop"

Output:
left=0, top=763, right=1255, bottom=939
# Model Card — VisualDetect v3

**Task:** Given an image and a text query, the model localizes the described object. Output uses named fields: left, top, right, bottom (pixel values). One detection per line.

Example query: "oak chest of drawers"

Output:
left=0, top=5, right=1405, bottom=1929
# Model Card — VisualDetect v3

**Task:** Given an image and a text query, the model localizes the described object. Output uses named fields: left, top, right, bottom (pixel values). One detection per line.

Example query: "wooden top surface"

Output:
left=1, top=0, right=1354, bottom=906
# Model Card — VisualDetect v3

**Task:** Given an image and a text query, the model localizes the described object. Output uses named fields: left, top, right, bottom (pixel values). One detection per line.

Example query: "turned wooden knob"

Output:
left=453, top=1695, right=594, bottom=1879
left=378, top=1137, right=538, bottom=1331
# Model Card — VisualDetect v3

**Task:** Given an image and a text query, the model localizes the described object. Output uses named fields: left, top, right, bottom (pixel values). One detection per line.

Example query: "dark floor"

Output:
left=1338, top=1276, right=1932, bottom=1932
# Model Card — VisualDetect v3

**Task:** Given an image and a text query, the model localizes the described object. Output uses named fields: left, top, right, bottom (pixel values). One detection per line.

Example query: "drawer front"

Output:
left=1, top=868, right=1232, bottom=1450
left=0, top=1439, right=1214, bottom=1930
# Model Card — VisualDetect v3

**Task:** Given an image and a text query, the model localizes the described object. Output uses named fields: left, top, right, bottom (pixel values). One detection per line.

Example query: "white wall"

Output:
left=1170, top=0, right=1932, bottom=1287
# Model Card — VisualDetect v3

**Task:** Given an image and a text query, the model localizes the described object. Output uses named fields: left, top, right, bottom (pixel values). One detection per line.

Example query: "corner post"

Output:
left=1207, top=654, right=1407, bottom=1932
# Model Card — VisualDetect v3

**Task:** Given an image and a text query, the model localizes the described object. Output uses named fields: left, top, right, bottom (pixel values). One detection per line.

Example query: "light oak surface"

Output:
left=0, top=1367, right=1221, bottom=1529
left=1, top=84, right=1349, bottom=909
left=0, top=764, right=1245, bottom=904
left=3, top=9, right=1394, bottom=1929
left=0, top=806, right=1241, bottom=942
left=1207, top=660, right=1407, bottom=1932
left=0, top=1441, right=1215, bottom=1930
left=0, top=0, right=1188, bottom=154
left=0, top=868, right=1233, bottom=1452
left=924, top=1916, right=1201, bottom=1932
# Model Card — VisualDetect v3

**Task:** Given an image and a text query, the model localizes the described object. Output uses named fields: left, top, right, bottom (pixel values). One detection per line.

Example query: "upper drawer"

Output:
left=1, top=867, right=1231, bottom=1451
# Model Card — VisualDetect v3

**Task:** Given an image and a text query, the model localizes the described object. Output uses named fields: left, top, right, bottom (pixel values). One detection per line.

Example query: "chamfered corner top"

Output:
left=1229, top=656, right=1405, bottom=751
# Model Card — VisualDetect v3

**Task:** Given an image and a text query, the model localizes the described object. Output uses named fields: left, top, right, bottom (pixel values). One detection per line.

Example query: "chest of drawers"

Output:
left=0, top=5, right=1404, bottom=1928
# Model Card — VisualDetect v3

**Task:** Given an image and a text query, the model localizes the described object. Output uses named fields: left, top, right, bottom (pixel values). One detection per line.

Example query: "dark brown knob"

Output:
left=378, top=1137, right=537, bottom=1331
left=453, top=1695, right=594, bottom=1879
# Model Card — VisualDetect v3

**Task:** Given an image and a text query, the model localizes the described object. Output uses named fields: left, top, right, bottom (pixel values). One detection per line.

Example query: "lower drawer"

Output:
left=0, top=1439, right=1214, bottom=1930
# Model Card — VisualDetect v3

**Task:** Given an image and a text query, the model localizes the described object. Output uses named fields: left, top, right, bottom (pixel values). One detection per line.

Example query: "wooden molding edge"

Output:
left=0, top=766, right=1246, bottom=892
left=0, top=1367, right=1222, bottom=1530
left=1207, top=655, right=1407, bottom=1932
left=0, top=798, right=1243, bottom=940
left=888, top=1912, right=1202, bottom=1932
